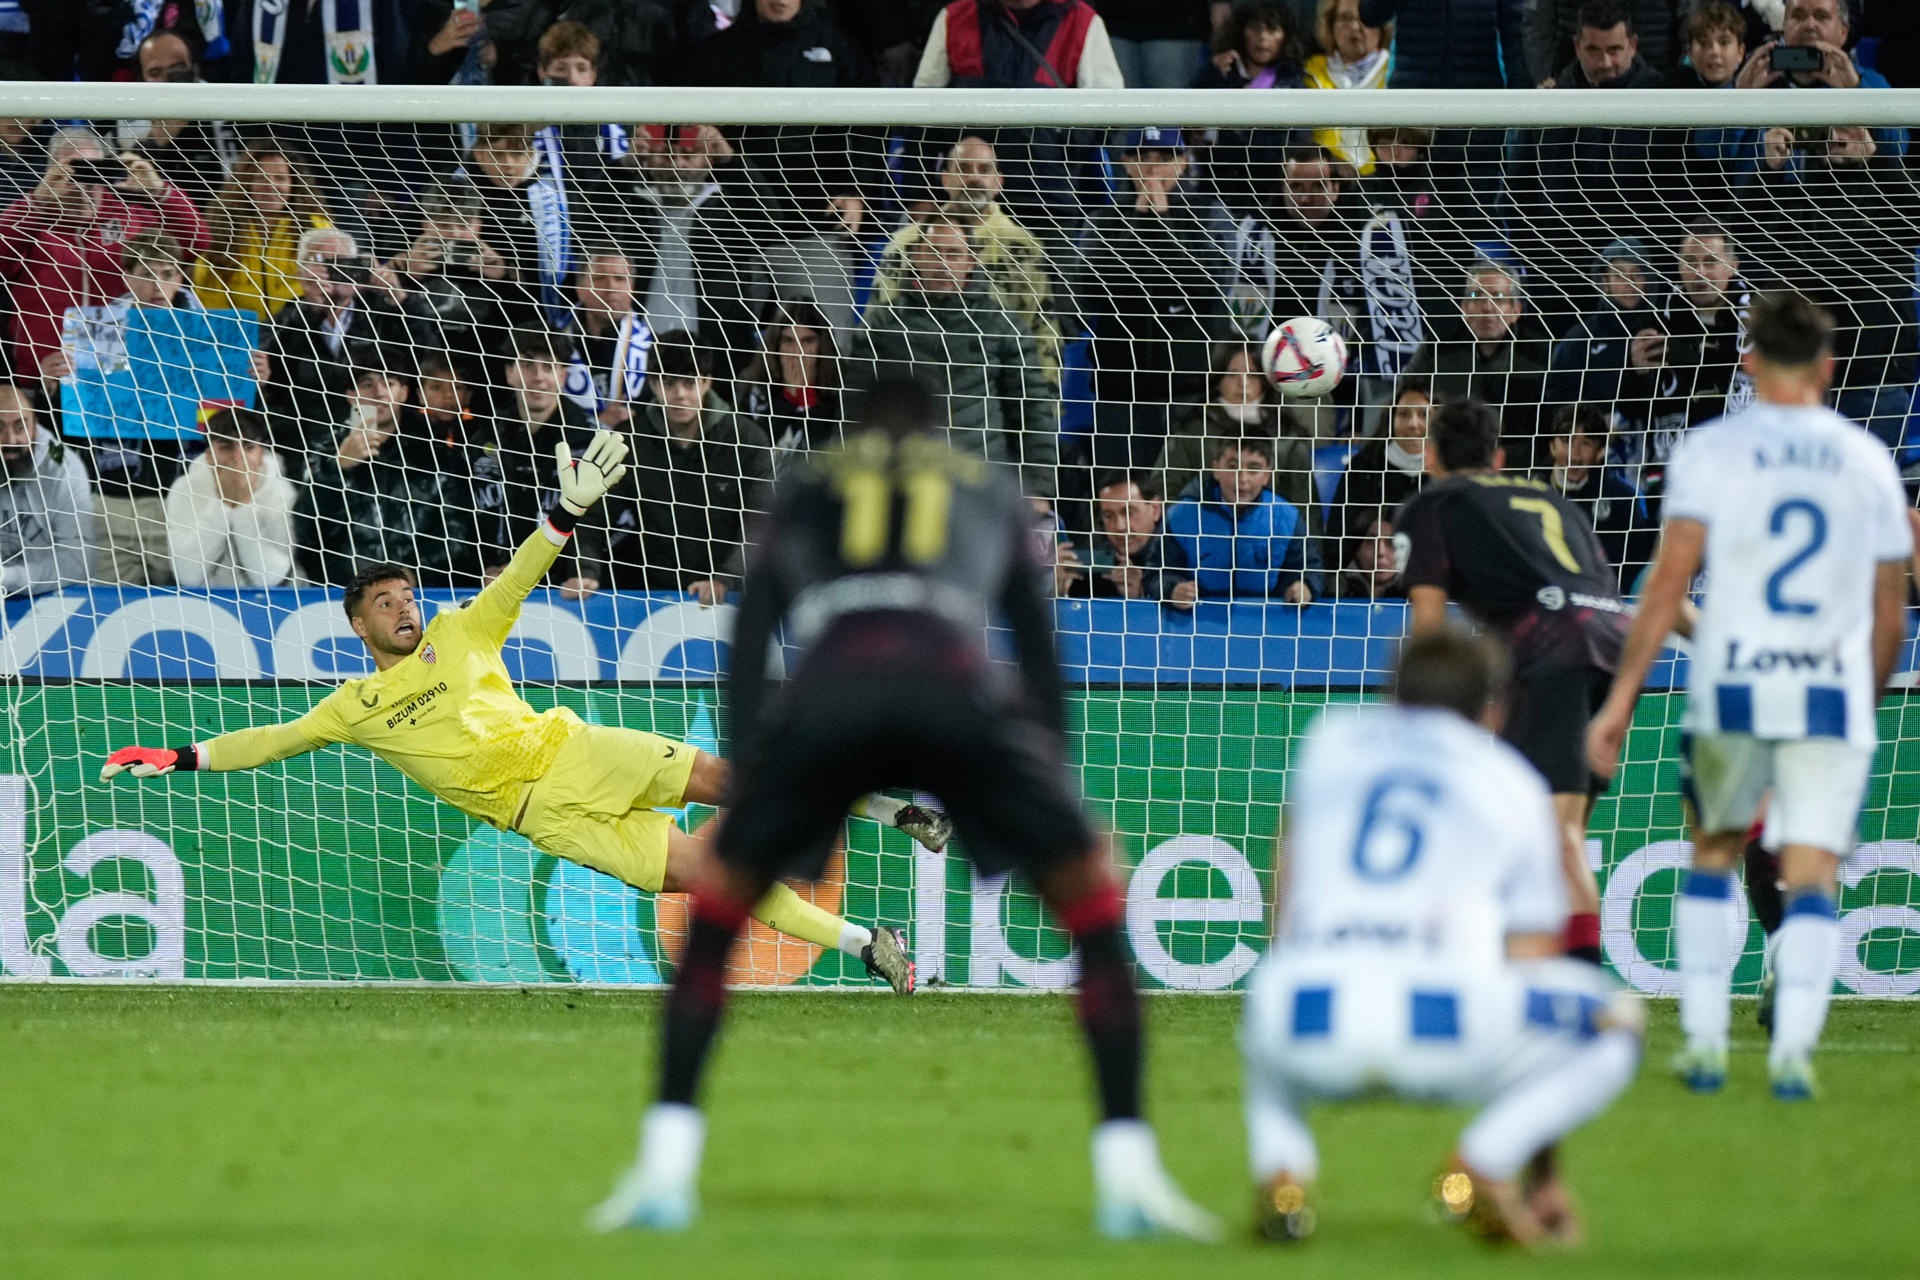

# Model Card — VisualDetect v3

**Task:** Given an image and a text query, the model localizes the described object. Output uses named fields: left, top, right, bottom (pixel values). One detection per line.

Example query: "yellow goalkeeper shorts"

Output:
left=517, top=723, right=700, bottom=894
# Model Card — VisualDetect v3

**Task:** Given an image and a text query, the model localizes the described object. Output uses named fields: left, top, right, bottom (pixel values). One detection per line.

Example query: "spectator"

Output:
left=878, top=136, right=1061, bottom=384
left=1163, top=342, right=1315, bottom=515
left=1080, top=469, right=1191, bottom=603
left=417, top=350, right=484, bottom=442
left=483, top=0, right=679, bottom=87
left=194, top=143, right=333, bottom=322
left=1165, top=434, right=1320, bottom=604
left=383, top=181, right=523, bottom=357
left=1539, top=0, right=1665, bottom=86
left=622, top=125, right=764, bottom=381
left=1195, top=0, right=1309, bottom=88
left=0, top=126, right=207, bottom=388
left=54, top=231, right=237, bottom=587
left=852, top=216, right=1059, bottom=498
left=1731, top=0, right=1908, bottom=166
left=1303, top=0, right=1393, bottom=174
left=743, top=301, right=844, bottom=460
left=1536, top=403, right=1652, bottom=587
left=1031, top=494, right=1087, bottom=597
left=165, top=405, right=298, bottom=588
left=461, top=121, right=574, bottom=330
left=1545, top=237, right=1665, bottom=474
left=257, top=227, right=427, bottom=466
left=1736, top=123, right=1919, bottom=446
left=1330, top=378, right=1430, bottom=551
left=913, top=0, right=1125, bottom=243
left=1405, top=259, right=1549, bottom=452
left=554, top=244, right=652, bottom=427
left=472, top=328, right=598, bottom=583
left=298, top=355, right=491, bottom=588
left=1670, top=0, right=1745, bottom=86
left=1659, top=223, right=1751, bottom=432
left=1064, top=127, right=1228, bottom=473
left=1528, top=0, right=1674, bottom=82
left=409, top=0, right=491, bottom=87
left=1093, top=0, right=1213, bottom=87
left=1358, top=0, right=1527, bottom=88
left=525, top=21, right=631, bottom=249
left=121, top=31, right=235, bottom=210
left=1336, top=508, right=1402, bottom=599
left=0, top=382, right=92, bottom=598
left=591, top=332, right=774, bottom=603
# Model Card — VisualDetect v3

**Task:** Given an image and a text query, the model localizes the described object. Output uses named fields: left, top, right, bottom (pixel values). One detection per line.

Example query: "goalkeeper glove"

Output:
left=100, top=745, right=199, bottom=781
left=556, top=429, right=630, bottom=516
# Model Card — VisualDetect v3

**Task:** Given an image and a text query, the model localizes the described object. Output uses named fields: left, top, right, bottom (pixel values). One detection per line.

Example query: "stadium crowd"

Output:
left=1, top=0, right=1918, bottom=609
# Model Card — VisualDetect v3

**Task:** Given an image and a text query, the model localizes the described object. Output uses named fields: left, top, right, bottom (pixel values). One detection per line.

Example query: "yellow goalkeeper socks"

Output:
left=750, top=882, right=871, bottom=957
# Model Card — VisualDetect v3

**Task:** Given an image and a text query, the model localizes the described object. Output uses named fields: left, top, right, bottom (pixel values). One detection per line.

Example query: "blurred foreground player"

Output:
left=101, top=430, right=938, bottom=991
left=1589, top=292, right=1911, bottom=1098
left=1243, top=631, right=1642, bottom=1248
left=590, top=381, right=1219, bottom=1240
left=1396, top=399, right=1633, bottom=964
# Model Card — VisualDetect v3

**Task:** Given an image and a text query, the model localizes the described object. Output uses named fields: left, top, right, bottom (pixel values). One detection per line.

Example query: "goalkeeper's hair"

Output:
left=1392, top=629, right=1512, bottom=722
left=1428, top=397, right=1502, bottom=472
left=342, top=562, right=417, bottom=620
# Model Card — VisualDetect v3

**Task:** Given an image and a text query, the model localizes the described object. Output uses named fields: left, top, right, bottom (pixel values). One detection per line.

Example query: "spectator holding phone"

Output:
left=0, top=126, right=207, bottom=389
left=194, top=143, right=334, bottom=323
left=1730, top=0, right=1907, bottom=175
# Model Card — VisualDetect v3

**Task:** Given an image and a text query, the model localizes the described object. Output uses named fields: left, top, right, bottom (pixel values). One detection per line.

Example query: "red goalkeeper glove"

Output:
left=100, top=745, right=199, bottom=780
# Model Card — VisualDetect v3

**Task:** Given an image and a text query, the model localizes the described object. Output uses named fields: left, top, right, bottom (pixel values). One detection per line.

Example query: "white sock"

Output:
left=1770, top=895, right=1840, bottom=1064
left=1092, top=1118, right=1162, bottom=1192
left=637, top=1103, right=706, bottom=1190
left=1245, top=1070, right=1319, bottom=1184
left=853, top=793, right=906, bottom=826
left=1676, top=869, right=1736, bottom=1049
left=1459, top=1031, right=1640, bottom=1180
left=837, top=921, right=873, bottom=957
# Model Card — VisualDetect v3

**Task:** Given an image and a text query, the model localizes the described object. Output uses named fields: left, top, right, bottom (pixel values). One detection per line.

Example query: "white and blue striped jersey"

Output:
left=1277, top=704, right=1566, bottom=972
left=1663, top=403, right=1911, bottom=748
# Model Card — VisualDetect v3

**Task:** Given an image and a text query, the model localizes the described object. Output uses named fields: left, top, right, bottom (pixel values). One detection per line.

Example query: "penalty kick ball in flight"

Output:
left=1262, top=315, right=1348, bottom=399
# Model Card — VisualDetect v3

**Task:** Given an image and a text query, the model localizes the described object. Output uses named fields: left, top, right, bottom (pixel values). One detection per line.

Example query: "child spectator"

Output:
left=165, top=406, right=298, bottom=588
left=1329, top=378, right=1431, bottom=549
left=1164, top=342, right=1315, bottom=515
left=1670, top=0, right=1746, bottom=87
left=0, top=382, right=93, bottom=597
left=1082, top=470, right=1190, bottom=604
left=1165, top=435, right=1319, bottom=604
left=1337, top=508, right=1403, bottom=599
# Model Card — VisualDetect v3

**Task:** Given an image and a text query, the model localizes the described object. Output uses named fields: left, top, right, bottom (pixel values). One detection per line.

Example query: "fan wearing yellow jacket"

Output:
left=102, top=431, right=938, bottom=992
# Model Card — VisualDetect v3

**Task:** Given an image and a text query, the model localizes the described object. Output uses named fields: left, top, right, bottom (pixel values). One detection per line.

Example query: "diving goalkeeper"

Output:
left=101, top=429, right=933, bottom=992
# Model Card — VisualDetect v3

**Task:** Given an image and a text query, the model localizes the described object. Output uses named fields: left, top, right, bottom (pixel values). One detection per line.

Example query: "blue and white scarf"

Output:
left=562, top=314, right=655, bottom=415
left=254, top=0, right=375, bottom=85
left=1357, top=211, right=1424, bottom=381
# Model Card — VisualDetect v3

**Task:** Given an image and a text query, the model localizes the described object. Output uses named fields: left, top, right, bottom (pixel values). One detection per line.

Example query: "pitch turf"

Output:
left=0, top=989, right=1914, bottom=1279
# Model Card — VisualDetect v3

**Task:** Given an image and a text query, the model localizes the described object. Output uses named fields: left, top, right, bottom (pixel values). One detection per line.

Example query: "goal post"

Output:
left=1, top=83, right=1917, bottom=993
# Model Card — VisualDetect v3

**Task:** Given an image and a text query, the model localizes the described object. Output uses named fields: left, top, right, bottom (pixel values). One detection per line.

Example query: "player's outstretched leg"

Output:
left=1672, top=833, right=1741, bottom=1092
left=662, top=823, right=914, bottom=994
left=588, top=872, right=766, bottom=1233
left=1767, top=843, right=1843, bottom=1101
left=853, top=792, right=954, bottom=852
left=1039, top=849, right=1220, bottom=1243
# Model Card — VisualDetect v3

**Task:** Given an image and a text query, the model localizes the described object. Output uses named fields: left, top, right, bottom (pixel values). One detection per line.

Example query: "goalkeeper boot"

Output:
left=862, top=926, right=916, bottom=995
left=1520, top=1149, right=1582, bottom=1247
left=1253, top=1173, right=1316, bottom=1244
left=1092, top=1119, right=1223, bottom=1242
left=1769, top=1052, right=1819, bottom=1102
left=1433, top=1155, right=1547, bottom=1249
left=893, top=801, right=954, bottom=852
left=1671, top=1040, right=1729, bottom=1094
left=586, top=1104, right=703, bottom=1234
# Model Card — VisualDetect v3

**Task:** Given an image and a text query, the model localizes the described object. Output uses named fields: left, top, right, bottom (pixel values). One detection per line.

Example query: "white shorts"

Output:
left=1681, top=733, right=1871, bottom=856
left=1241, top=952, right=1623, bottom=1106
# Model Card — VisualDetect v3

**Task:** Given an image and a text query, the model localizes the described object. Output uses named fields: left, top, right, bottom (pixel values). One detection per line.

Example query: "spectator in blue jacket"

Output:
left=1165, top=434, right=1320, bottom=604
left=1726, top=0, right=1909, bottom=177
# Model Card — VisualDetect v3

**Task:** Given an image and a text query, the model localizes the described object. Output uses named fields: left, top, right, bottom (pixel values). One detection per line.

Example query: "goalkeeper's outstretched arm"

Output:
left=464, top=431, right=630, bottom=648
left=101, top=711, right=343, bottom=780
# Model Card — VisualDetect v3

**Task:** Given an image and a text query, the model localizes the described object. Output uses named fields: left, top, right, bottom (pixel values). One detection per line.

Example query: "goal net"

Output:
left=1, top=82, right=1916, bottom=993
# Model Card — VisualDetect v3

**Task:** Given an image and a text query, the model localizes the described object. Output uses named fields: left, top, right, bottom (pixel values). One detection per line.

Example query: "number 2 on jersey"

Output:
left=1507, top=496, right=1582, bottom=574
left=1351, top=773, right=1445, bottom=882
left=1765, top=498, right=1828, bottom=616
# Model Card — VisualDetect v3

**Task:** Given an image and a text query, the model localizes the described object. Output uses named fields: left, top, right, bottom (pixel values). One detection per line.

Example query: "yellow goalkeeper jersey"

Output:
left=203, top=528, right=583, bottom=830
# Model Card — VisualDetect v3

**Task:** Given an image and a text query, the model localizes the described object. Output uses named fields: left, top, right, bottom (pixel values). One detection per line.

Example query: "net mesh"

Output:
left=1, top=88, right=1918, bottom=992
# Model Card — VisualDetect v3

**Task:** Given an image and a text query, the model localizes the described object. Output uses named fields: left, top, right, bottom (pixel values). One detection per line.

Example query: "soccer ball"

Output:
left=1261, top=317, right=1348, bottom=399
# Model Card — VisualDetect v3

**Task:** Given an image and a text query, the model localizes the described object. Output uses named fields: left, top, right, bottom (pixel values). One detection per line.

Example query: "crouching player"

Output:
left=591, top=381, right=1218, bottom=1240
left=1242, top=631, right=1642, bottom=1248
left=101, top=429, right=941, bottom=991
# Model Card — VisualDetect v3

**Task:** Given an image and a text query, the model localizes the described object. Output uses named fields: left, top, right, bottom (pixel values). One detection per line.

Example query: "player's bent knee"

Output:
left=682, top=751, right=730, bottom=808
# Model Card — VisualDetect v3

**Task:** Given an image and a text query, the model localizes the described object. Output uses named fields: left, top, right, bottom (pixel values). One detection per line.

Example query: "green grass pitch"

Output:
left=1, top=989, right=1915, bottom=1279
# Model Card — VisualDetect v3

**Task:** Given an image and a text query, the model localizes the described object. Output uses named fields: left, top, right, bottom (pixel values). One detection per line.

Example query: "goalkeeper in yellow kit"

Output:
left=101, top=430, right=936, bottom=992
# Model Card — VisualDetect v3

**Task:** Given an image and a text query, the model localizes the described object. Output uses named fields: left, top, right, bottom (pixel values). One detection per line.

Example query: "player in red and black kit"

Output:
left=589, top=379, right=1217, bottom=1241
left=1393, top=399, right=1634, bottom=964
